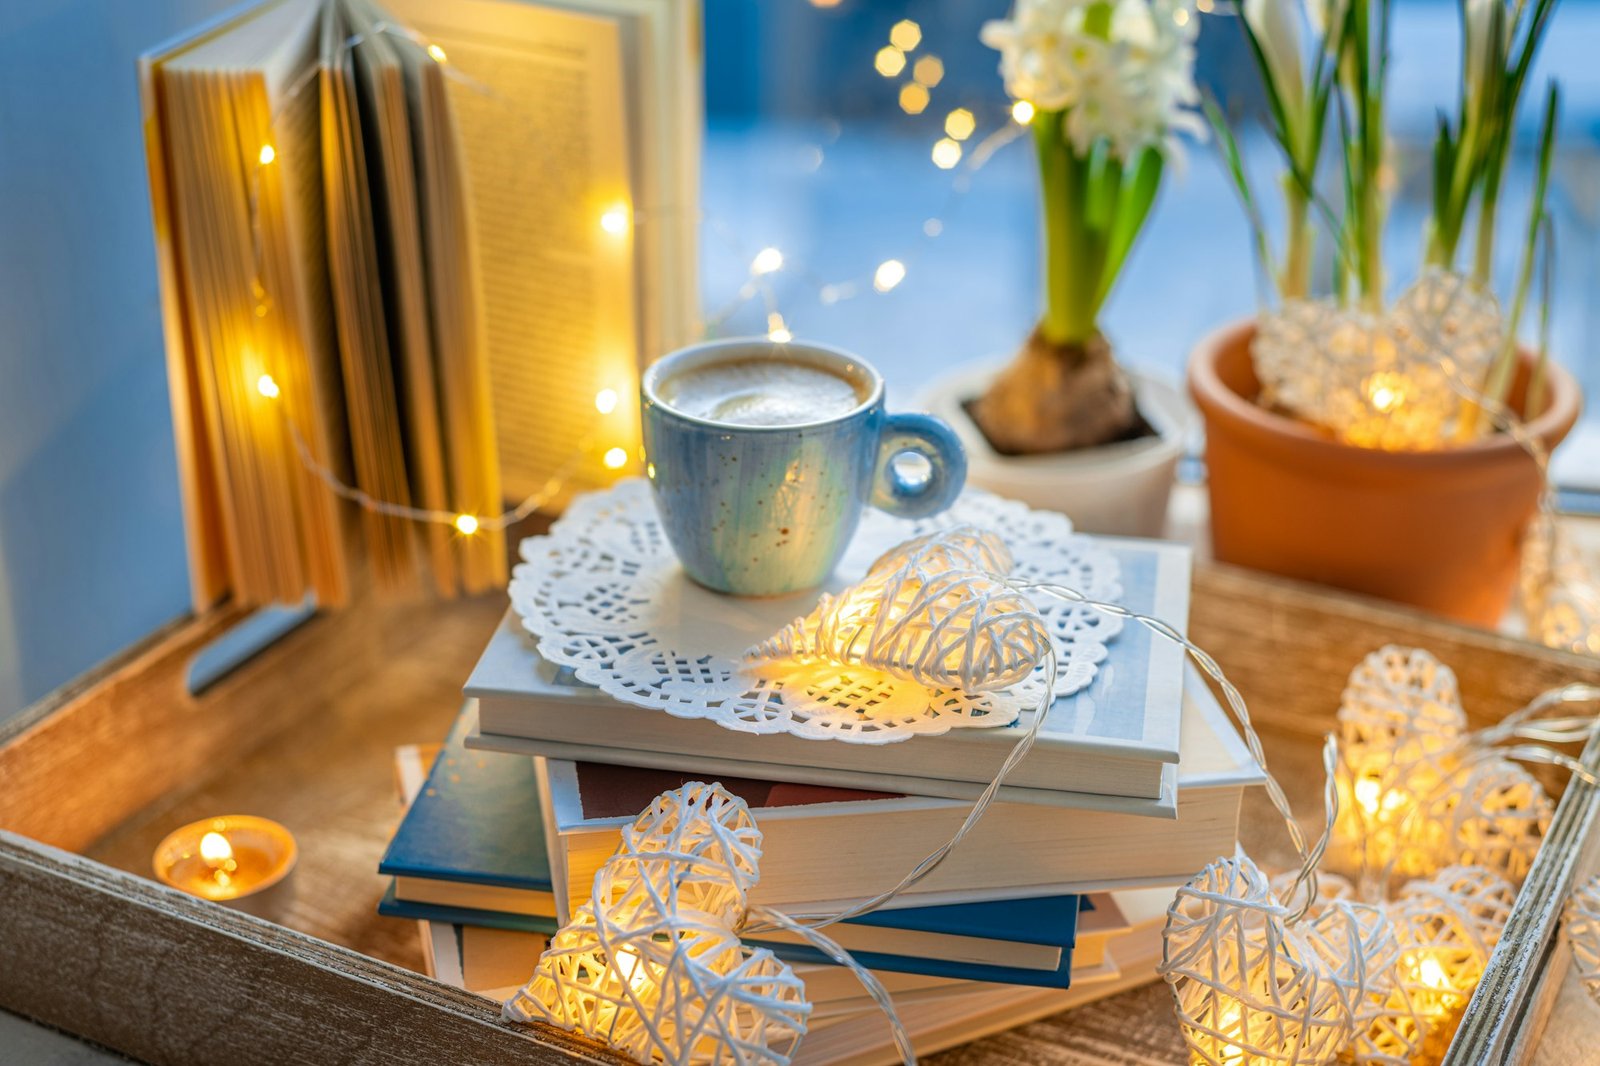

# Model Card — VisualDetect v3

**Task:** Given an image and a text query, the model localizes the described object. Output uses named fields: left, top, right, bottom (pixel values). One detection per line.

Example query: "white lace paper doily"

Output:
left=508, top=478, right=1123, bottom=745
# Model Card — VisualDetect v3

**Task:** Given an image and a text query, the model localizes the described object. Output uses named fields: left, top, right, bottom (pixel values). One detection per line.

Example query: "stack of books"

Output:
left=378, top=538, right=1263, bottom=1062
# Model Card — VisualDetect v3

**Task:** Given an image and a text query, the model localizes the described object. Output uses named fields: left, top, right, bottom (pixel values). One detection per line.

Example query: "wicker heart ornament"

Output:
left=748, top=525, right=1050, bottom=693
left=1161, top=855, right=1397, bottom=1066
left=504, top=782, right=810, bottom=1066
left=1252, top=270, right=1501, bottom=450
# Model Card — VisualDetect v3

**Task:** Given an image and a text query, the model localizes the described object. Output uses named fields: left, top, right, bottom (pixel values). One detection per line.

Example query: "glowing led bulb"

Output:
left=873, top=260, right=906, bottom=293
left=931, top=137, right=962, bottom=169
left=767, top=313, right=792, bottom=344
left=258, top=144, right=276, bottom=166
left=454, top=513, right=480, bottom=535
left=750, top=247, right=784, bottom=275
left=889, top=19, right=921, bottom=51
left=944, top=108, right=976, bottom=141
left=612, top=946, right=652, bottom=994
left=1354, top=777, right=1382, bottom=815
left=873, top=46, right=905, bottom=77
left=603, top=447, right=628, bottom=469
left=912, top=55, right=944, bottom=87
left=594, top=387, right=619, bottom=414
left=898, top=83, right=930, bottom=115
left=1011, top=100, right=1036, bottom=124
left=599, top=206, right=630, bottom=235
left=256, top=373, right=280, bottom=399
left=427, top=44, right=447, bottom=63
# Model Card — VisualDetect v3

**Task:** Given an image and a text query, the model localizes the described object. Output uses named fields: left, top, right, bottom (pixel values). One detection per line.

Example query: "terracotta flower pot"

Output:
left=1189, top=319, right=1582, bottom=626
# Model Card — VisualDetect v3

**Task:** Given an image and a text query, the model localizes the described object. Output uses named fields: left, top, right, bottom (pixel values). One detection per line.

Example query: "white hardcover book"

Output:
left=536, top=670, right=1260, bottom=914
left=468, top=538, right=1193, bottom=808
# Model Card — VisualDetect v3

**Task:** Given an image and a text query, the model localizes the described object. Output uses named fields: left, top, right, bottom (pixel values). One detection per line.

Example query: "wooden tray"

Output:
left=3, top=564, right=1599, bottom=1065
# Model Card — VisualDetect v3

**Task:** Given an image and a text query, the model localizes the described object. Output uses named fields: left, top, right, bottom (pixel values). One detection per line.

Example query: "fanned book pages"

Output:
left=139, top=0, right=699, bottom=607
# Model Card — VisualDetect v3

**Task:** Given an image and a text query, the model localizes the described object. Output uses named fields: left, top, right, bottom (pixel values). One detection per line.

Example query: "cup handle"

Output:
left=871, top=412, right=968, bottom=519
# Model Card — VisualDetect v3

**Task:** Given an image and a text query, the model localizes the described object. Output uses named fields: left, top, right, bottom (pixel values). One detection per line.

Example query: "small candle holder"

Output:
left=153, top=814, right=297, bottom=918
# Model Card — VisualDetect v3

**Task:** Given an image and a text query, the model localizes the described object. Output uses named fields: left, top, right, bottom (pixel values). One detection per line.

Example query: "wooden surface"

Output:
left=0, top=831, right=626, bottom=1066
left=5, top=562, right=1600, bottom=1064
left=78, top=592, right=509, bottom=973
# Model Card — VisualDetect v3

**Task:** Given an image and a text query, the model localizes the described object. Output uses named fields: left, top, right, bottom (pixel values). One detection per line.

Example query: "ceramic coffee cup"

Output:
left=641, top=338, right=966, bottom=596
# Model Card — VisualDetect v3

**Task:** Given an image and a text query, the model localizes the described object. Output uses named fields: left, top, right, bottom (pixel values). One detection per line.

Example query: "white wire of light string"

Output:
left=238, top=15, right=1035, bottom=535
left=741, top=582, right=1338, bottom=943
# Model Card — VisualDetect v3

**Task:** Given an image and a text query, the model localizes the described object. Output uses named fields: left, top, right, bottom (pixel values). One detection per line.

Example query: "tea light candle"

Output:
left=153, top=815, right=296, bottom=916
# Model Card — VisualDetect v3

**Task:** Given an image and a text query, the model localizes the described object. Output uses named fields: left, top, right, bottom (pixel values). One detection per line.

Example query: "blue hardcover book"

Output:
left=379, top=704, right=557, bottom=921
left=380, top=703, right=1086, bottom=987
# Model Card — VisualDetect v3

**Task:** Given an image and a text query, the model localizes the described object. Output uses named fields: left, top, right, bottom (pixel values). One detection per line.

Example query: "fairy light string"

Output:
left=243, top=14, right=1032, bottom=534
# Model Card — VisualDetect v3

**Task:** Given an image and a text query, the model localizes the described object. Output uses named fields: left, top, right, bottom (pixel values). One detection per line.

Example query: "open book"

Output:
left=141, top=0, right=699, bottom=607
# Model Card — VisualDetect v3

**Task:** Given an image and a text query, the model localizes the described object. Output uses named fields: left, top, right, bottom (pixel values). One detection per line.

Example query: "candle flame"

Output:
left=200, top=831, right=233, bottom=866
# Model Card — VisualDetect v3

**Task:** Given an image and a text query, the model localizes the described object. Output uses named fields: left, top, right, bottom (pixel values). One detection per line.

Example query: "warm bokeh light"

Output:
left=257, top=144, right=275, bottom=166
left=599, top=206, right=630, bottom=235
left=912, top=55, right=944, bottom=87
left=454, top=513, right=480, bottom=535
left=873, top=259, right=906, bottom=292
left=256, top=373, right=280, bottom=399
left=750, top=247, right=784, bottom=274
left=889, top=19, right=922, bottom=51
left=944, top=108, right=976, bottom=141
left=603, top=447, right=629, bottom=469
left=1174, top=7, right=1190, bottom=25
left=594, top=387, right=619, bottom=414
left=931, top=137, right=962, bottom=169
left=898, top=83, right=930, bottom=115
left=1011, top=100, right=1036, bottom=124
left=427, top=44, right=447, bottom=63
left=767, top=312, right=792, bottom=344
left=873, top=46, right=906, bottom=77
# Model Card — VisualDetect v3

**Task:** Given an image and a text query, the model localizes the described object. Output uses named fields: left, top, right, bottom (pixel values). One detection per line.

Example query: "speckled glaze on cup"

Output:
left=642, top=339, right=967, bottom=596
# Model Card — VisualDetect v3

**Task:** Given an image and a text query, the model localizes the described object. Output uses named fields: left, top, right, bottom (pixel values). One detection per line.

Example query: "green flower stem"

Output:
left=1472, top=169, right=1502, bottom=287
left=1281, top=179, right=1313, bottom=300
left=1036, top=118, right=1099, bottom=346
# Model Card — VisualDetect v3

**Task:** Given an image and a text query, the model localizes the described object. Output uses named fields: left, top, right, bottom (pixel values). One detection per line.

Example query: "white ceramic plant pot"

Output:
left=917, top=361, right=1191, bottom=537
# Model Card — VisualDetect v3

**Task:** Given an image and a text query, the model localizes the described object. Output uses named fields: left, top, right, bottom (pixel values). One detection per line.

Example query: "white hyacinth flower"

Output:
left=982, top=0, right=1202, bottom=161
left=1243, top=0, right=1306, bottom=124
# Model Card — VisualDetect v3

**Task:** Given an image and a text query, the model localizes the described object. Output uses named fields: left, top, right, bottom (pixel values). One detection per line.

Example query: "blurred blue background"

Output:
left=0, top=0, right=1596, bottom=723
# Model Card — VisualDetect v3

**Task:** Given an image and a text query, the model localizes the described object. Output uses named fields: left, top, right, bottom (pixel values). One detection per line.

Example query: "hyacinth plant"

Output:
left=1216, top=0, right=1563, bottom=446
left=969, top=0, right=1203, bottom=455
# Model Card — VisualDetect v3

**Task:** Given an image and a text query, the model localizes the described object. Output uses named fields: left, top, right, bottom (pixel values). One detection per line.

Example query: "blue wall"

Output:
left=0, top=2, right=242, bottom=719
